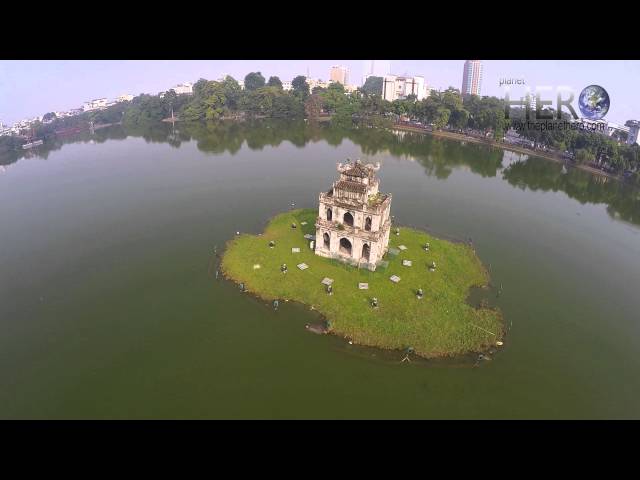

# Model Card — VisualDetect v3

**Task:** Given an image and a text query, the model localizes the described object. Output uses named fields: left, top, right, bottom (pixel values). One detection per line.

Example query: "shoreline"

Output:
left=220, top=267, right=503, bottom=365
left=220, top=209, right=505, bottom=360
left=392, top=124, right=626, bottom=183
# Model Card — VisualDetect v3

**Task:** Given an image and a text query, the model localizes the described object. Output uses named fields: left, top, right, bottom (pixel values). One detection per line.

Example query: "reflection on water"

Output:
left=502, top=156, right=640, bottom=226
left=4, top=119, right=639, bottom=227
left=2, top=117, right=640, bottom=419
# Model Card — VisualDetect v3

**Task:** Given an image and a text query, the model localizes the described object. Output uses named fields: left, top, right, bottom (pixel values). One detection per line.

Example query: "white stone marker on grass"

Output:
left=253, top=264, right=261, bottom=270
left=402, top=260, right=412, bottom=267
left=297, top=263, right=309, bottom=270
left=389, top=275, right=401, bottom=283
left=321, top=277, right=334, bottom=286
left=292, top=247, right=301, bottom=253
left=358, top=283, right=369, bottom=290
left=398, top=245, right=407, bottom=251
left=301, top=221, right=307, bottom=226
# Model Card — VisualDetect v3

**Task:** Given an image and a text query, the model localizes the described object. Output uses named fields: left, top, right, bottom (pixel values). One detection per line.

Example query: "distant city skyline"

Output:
left=1, top=60, right=638, bottom=125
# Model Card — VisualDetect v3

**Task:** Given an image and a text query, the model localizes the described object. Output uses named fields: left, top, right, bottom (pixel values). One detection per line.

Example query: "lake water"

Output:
left=1, top=120, right=639, bottom=419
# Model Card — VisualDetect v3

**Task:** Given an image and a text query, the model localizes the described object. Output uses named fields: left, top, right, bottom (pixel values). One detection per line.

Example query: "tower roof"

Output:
left=343, top=162, right=369, bottom=178
left=338, top=159, right=380, bottom=178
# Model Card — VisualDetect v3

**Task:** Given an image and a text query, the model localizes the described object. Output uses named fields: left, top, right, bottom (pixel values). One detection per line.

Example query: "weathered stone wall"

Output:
left=314, top=161, right=391, bottom=271
left=320, top=201, right=388, bottom=232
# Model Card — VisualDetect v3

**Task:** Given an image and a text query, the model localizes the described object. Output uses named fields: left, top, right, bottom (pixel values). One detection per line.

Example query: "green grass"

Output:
left=221, top=209, right=504, bottom=358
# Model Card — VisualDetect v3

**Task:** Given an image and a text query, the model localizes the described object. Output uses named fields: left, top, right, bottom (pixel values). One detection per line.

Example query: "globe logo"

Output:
left=578, top=85, right=610, bottom=120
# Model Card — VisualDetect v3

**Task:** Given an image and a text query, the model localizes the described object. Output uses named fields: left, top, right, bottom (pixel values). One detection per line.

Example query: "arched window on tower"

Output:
left=365, top=217, right=372, bottom=231
left=339, top=238, right=352, bottom=256
left=343, top=211, right=354, bottom=227
left=326, top=208, right=332, bottom=221
left=323, top=232, right=330, bottom=250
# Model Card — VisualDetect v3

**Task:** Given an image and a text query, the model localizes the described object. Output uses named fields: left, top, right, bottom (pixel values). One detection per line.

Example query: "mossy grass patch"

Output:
left=221, top=209, right=504, bottom=358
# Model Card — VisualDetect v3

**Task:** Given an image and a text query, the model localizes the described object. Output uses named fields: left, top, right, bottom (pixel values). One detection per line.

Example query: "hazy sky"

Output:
left=1, top=60, right=638, bottom=125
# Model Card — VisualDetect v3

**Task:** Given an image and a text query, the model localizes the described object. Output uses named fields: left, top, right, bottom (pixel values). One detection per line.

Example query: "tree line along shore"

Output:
left=392, top=123, right=629, bottom=183
left=3, top=71, right=638, bottom=185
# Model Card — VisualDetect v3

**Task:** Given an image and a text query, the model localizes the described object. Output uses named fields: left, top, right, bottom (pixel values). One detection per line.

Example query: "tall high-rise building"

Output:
left=330, top=65, right=349, bottom=85
left=461, top=60, right=483, bottom=96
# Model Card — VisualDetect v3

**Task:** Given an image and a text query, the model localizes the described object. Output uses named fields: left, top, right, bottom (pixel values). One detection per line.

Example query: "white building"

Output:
left=626, top=120, right=640, bottom=145
left=604, top=121, right=630, bottom=140
left=520, top=92, right=537, bottom=112
left=171, top=83, right=193, bottom=95
left=574, top=119, right=639, bottom=144
left=117, top=94, right=134, bottom=102
left=382, top=75, right=427, bottom=101
left=282, top=81, right=292, bottom=91
left=12, top=117, right=41, bottom=132
left=83, top=98, right=108, bottom=112
left=307, top=78, right=330, bottom=91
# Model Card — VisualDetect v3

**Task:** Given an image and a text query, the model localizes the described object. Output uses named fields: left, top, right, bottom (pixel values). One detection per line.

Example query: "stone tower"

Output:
left=314, top=159, right=392, bottom=270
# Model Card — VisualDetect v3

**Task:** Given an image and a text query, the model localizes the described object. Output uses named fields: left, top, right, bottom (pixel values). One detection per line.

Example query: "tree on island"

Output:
left=449, top=108, right=469, bottom=129
left=359, top=93, right=390, bottom=116
left=433, top=107, right=451, bottom=130
left=244, top=72, right=266, bottom=91
left=163, top=89, right=178, bottom=108
left=219, top=76, right=243, bottom=111
left=267, top=76, right=283, bottom=90
left=272, top=93, right=304, bottom=118
left=304, top=94, right=323, bottom=119
left=242, top=87, right=270, bottom=116
left=361, top=76, right=383, bottom=96
left=42, top=112, right=57, bottom=123
left=291, top=75, right=309, bottom=100
left=318, top=82, right=346, bottom=114
left=180, top=80, right=228, bottom=121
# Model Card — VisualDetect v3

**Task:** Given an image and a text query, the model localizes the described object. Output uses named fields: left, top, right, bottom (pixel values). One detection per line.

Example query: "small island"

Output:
left=221, top=160, right=504, bottom=358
